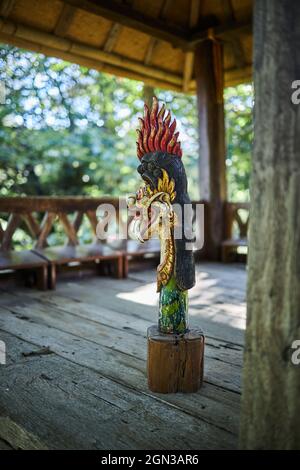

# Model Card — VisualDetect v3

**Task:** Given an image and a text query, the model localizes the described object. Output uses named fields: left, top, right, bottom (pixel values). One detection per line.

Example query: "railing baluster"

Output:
left=22, top=213, right=42, bottom=238
left=35, top=212, right=56, bottom=249
left=58, top=212, right=78, bottom=246
left=67, top=210, right=84, bottom=246
left=1, top=213, right=21, bottom=251
left=86, top=210, right=99, bottom=243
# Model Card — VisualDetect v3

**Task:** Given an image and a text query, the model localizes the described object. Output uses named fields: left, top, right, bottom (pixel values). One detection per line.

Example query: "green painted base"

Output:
left=158, top=275, right=188, bottom=334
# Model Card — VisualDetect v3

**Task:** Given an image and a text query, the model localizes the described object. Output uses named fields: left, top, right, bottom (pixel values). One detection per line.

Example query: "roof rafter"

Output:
left=103, top=22, right=122, bottom=53
left=63, top=0, right=251, bottom=51
left=63, top=0, right=189, bottom=49
left=0, top=0, right=15, bottom=18
left=143, top=0, right=172, bottom=66
left=223, top=0, right=247, bottom=69
left=103, top=0, right=136, bottom=54
left=54, top=4, right=76, bottom=37
left=182, top=0, right=202, bottom=92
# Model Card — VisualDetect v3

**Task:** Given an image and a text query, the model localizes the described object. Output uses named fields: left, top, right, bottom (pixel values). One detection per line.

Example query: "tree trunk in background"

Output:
left=143, top=84, right=154, bottom=107
left=194, top=40, right=227, bottom=260
left=240, top=0, right=300, bottom=449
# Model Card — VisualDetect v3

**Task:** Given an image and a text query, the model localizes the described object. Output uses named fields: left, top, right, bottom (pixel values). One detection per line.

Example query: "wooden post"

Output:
left=194, top=40, right=227, bottom=260
left=143, top=84, right=154, bottom=108
left=240, top=0, right=300, bottom=449
left=147, top=326, right=204, bottom=393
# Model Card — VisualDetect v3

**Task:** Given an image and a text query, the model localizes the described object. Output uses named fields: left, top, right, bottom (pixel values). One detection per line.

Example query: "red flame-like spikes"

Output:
left=173, top=142, right=182, bottom=157
left=148, top=128, right=156, bottom=152
left=136, top=142, right=143, bottom=159
left=143, top=104, right=150, bottom=135
left=150, top=96, right=159, bottom=126
left=166, top=121, right=177, bottom=153
left=142, top=104, right=150, bottom=152
left=148, top=97, right=159, bottom=151
left=136, top=129, right=145, bottom=160
left=136, top=96, right=183, bottom=159
left=160, top=111, right=172, bottom=151
left=164, top=110, right=171, bottom=127
left=153, top=104, right=165, bottom=150
left=136, top=128, right=143, bottom=143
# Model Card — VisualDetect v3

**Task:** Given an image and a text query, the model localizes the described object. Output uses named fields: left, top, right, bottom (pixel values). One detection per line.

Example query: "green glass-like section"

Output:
left=158, top=276, right=188, bottom=334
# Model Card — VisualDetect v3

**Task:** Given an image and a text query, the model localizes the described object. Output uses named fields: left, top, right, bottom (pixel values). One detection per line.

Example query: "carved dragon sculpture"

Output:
left=128, top=97, right=195, bottom=334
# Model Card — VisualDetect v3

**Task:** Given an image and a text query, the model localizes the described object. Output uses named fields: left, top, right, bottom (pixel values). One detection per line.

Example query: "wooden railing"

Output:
left=0, top=197, right=208, bottom=251
left=0, top=197, right=249, bottom=267
left=0, top=196, right=126, bottom=250
left=0, top=197, right=129, bottom=289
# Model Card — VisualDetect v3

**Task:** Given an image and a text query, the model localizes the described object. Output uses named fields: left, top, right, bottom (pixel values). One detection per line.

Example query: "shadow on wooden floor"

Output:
left=0, top=262, right=246, bottom=450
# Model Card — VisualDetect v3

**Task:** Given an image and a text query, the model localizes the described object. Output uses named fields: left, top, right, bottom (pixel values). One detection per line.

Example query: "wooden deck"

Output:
left=0, top=262, right=246, bottom=450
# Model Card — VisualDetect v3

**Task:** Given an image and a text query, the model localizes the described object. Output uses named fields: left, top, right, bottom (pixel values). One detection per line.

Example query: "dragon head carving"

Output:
left=128, top=97, right=195, bottom=333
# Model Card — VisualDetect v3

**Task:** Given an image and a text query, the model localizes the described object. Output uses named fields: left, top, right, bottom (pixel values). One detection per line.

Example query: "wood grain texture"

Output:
left=195, top=40, right=227, bottom=260
left=0, top=329, right=235, bottom=450
left=0, top=263, right=245, bottom=448
left=147, top=325, right=204, bottom=393
left=240, top=0, right=300, bottom=450
left=0, top=0, right=253, bottom=90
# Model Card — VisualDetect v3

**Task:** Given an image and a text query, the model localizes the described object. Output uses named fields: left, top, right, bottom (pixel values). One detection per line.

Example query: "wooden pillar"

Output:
left=240, top=0, right=300, bottom=449
left=194, top=40, right=227, bottom=260
left=143, top=84, right=155, bottom=108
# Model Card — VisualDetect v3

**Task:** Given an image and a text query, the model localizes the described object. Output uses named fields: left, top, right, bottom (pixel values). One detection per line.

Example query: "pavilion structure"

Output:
left=0, top=0, right=253, bottom=259
left=1, top=0, right=298, bottom=451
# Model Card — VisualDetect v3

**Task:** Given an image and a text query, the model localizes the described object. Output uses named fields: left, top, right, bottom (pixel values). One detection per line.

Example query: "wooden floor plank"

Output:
left=0, top=301, right=242, bottom=394
left=0, top=330, right=236, bottom=450
left=0, top=262, right=245, bottom=449
left=0, top=290, right=244, bottom=368
left=0, top=307, right=240, bottom=437
left=8, top=278, right=244, bottom=345
left=1, top=262, right=246, bottom=345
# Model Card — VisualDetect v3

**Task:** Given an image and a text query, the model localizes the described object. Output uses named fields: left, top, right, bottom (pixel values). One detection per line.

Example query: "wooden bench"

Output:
left=0, top=197, right=214, bottom=287
left=221, top=202, right=250, bottom=262
left=0, top=197, right=125, bottom=289
left=0, top=248, right=48, bottom=290
left=33, top=243, right=124, bottom=289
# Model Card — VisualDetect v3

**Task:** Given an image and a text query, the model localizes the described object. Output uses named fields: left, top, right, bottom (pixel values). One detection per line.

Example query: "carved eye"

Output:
left=148, top=162, right=155, bottom=172
left=153, top=168, right=161, bottom=177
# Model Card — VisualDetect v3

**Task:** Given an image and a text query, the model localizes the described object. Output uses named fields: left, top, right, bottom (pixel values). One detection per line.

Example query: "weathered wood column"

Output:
left=240, top=0, right=300, bottom=449
left=194, top=39, right=227, bottom=259
left=143, top=84, right=154, bottom=108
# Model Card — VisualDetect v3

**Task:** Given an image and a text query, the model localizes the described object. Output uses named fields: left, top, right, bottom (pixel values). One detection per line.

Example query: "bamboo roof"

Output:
left=0, top=0, right=253, bottom=92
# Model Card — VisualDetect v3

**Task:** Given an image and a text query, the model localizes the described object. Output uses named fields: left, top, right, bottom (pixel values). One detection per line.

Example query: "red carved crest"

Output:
left=136, top=97, right=182, bottom=160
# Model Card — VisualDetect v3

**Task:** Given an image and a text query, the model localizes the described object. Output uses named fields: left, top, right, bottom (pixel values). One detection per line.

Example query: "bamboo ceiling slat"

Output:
left=11, top=0, right=63, bottom=32
left=65, top=9, right=112, bottom=47
left=0, top=0, right=253, bottom=91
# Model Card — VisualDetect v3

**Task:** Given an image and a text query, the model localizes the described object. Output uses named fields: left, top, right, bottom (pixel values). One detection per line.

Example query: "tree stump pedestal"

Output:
left=147, top=325, right=205, bottom=393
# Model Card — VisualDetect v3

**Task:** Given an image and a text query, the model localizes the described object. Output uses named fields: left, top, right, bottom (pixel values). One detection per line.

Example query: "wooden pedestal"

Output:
left=147, top=325, right=205, bottom=394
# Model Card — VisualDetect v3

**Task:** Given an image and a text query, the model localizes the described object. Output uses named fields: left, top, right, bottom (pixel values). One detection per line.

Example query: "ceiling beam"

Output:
left=222, top=0, right=246, bottom=69
left=63, top=0, right=251, bottom=51
left=143, top=0, right=172, bottom=66
left=0, top=17, right=183, bottom=88
left=144, top=38, right=156, bottom=66
left=189, top=20, right=252, bottom=49
left=182, top=0, right=202, bottom=93
left=227, top=33, right=246, bottom=69
left=54, top=4, right=76, bottom=37
left=0, top=0, right=15, bottom=18
left=103, top=0, right=136, bottom=54
left=103, top=22, right=122, bottom=53
left=63, top=0, right=189, bottom=49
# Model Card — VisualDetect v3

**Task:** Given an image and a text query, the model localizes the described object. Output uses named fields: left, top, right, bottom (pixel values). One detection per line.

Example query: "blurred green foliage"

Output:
left=224, top=84, right=253, bottom=201
left=0, top=45, right=253, bottom=201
